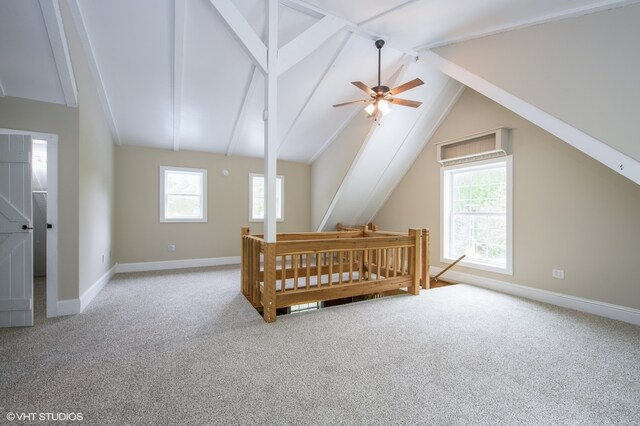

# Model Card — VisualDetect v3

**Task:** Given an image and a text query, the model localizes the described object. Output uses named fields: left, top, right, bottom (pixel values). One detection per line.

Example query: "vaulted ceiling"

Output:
left=1, top=0, right=635, bottom=164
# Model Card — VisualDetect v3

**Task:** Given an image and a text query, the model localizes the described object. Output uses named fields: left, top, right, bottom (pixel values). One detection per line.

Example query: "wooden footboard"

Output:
left=241, top=226, right=429, bottom=322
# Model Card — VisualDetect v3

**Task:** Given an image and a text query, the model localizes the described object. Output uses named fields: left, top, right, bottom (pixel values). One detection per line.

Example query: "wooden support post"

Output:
left=421, top=228, right=429, bottom=289
left=408, top=228, right=420, bottom=295
left=263, top=242, right=277, bottom=322
left=241, top=227, right=250, bottom=296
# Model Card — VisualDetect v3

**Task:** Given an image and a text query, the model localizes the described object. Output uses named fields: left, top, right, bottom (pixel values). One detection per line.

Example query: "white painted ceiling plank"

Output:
left=208, top=0, right=267, bottom=75
left=67, top=0, right=121, bottom=144
left=278, top=32, right=351, bottom=155
left=226, top=66, right=260, bottom=156
left=173, top=0, right=186, bottom=152
left=38, top=0, right=78, bottom=107
left=278, top=16, right=345, bottom=75
left=421, top=49, right=640, bottom=185
left=316, top=57, right=411, bottom=231
left=364, top=78, right=464, bottom=224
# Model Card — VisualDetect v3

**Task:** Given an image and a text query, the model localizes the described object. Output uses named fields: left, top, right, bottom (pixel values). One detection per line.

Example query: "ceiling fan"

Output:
left=333, top=39, right=424, bottom=117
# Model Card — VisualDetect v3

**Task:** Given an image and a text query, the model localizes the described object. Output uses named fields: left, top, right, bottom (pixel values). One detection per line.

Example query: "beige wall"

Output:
left=60, top=1, right=116, bottom=296
left=311, top=112, right=372, bottom=230
left=434, top=3, right=640, bottom=161
left=115, top=145, right=310, bottom=263
left=0, top=97, right=80, bottom=300
left=374, top=88, right=640, bottom=310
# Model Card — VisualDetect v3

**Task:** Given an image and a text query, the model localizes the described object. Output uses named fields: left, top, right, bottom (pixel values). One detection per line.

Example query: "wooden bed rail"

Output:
left=241, top=226, right=430, bottom=322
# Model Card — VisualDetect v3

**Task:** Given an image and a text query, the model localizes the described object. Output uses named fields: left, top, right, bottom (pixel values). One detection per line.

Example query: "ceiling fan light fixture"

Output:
left=378, top=99, right=391, bottom=115
left=364, top=103, right=376, bottom=115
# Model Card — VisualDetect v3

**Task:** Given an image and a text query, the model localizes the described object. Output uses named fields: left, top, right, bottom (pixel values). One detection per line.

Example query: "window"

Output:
left=249, top=173, right=284, bottom=222
left=441, top=157, right=512, bottom=274
left=160, top=166, right=207, bottom=223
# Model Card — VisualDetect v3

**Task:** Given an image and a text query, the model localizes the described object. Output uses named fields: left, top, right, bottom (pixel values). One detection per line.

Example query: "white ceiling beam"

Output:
left=67, top=0, right=121, bottom=144
left=421, top=49, right=640, bottom=185
left=357, top=0, right=422, bottom=26
left=208, top=0, right=267, bottom=75
left=173, top=0, right=186, bottom=152
left=416, top=0, right=640, bottom=50
left=226, top=66, right=260, bottom=156
left=278, top=16, right=345, bottom=75
left=278, top=32, right=352, bottom=156
left=39, top=0, right=78, bottom=107
left=279, top=0, right=418, bottom=56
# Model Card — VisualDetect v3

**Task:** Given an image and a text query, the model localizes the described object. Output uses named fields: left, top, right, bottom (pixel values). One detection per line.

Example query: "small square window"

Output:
left=160, top=166, right=207, bottom=223
left=249, top=173, right=284, bottom=222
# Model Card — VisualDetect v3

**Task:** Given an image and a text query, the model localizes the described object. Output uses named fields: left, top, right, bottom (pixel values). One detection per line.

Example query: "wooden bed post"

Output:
left=263, top=242, right=277, bottom=323
left=421, top=228, right=430, bottom=289
left=408, top=229, right=421, bottom=295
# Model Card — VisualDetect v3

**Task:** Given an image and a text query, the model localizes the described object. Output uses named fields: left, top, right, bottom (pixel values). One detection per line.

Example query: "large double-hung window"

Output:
left=441, top=157, right=512, bottom=274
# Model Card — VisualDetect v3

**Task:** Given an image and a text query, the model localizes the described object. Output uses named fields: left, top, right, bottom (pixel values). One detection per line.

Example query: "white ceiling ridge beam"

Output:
left=416, top=0, right=640, bottom=50
left=279, top=0, right=418, bottom=57
left=316, top=57, right=412, bottom=231
left=421, top=49, right=640, bottom=185
left=173, top=0, right=186, bottom=152
left=208, top=0, right=267, bottom=75
left=278, top=32, right=352, bottom=156
left=278, top=15, right=346, bottom=76
left=39, top=0, right=78, bottom=108
left=67, top=0, right=121, bottom=144
left=357, top=0, right=422, bottom=26
left=226, top=66, right=260, bottom=157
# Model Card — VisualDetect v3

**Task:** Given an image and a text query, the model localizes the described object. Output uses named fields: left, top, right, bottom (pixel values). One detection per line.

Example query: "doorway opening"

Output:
left=1, top=128, right=58, bottom=320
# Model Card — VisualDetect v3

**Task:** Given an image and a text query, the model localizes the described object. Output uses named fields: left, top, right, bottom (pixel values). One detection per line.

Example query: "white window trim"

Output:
left=160, top=166, right=207, bottom=223
left=440, top=156, right=513, bottom=275
left=249, top=173, right=284, bottom=223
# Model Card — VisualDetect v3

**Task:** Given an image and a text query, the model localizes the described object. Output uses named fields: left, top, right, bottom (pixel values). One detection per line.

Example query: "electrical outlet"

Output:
left=167, top=244, right=176, bottom=252
left=552, top=269, right=565, bottom=280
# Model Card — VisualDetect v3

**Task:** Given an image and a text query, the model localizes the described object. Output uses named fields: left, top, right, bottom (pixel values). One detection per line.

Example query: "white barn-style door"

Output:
left=0, top=133, right=34, bottom=327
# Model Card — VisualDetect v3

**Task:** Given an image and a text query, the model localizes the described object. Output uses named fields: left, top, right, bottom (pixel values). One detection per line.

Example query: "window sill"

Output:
left=441, top=257, right=512, bottom=276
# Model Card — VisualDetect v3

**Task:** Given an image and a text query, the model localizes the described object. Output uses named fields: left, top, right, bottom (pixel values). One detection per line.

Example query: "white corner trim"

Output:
left=79, top=264, right=116, bottom=313
left=115, top=256, right=241, bottom=274
left=430, top=266, right=640, bottom=326
left=57, top=298, right=81, bottom=316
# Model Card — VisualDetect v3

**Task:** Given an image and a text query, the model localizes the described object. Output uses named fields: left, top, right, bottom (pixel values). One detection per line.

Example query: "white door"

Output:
left=0, top=133, right=33, bottom=327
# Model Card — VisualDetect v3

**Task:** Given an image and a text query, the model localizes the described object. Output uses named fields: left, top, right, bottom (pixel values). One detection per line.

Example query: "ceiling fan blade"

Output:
left=389, top=98, right=422, bottom=108
left=333, top=99, right=373, bottom=107
left=351, top=81, right=375, bottom=96
left=388, top=78, right=424, bottom=96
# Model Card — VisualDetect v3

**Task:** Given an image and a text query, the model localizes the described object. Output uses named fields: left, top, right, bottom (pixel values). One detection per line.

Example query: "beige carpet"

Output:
left=1, top=266, right=639, bottom=425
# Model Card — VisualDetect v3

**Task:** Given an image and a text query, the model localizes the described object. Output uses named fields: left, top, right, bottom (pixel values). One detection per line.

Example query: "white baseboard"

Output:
left=430, top=266, right=640, bottom=326
left=79, top=265, right=116, bottom=313
left=115, top=256, right=241, bottom=274
left=57, top=298, right=81, bottom=316
left=55, top=265, right=117, bottom=316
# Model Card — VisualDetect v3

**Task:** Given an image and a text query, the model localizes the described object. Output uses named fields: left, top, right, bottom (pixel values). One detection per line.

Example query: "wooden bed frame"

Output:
left=241, top=225, right=430, bottom=322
